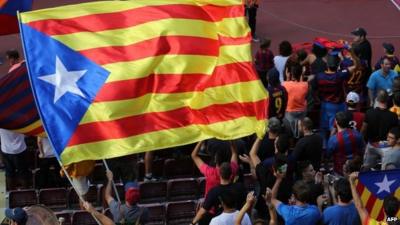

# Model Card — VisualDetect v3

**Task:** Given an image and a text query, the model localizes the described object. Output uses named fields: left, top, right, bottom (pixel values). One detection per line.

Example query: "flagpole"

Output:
left=102, top=159, right=122, bottom=203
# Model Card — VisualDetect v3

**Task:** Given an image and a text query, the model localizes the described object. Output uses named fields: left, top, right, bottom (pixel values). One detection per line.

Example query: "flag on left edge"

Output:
left=0, top=62, right=44, bottom=136
left=0, top=0, right=32, bottom=35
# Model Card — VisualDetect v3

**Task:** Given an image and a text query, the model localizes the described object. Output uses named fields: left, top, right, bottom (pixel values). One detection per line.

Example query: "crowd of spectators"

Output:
left=2, top=25, right=400, bottom=225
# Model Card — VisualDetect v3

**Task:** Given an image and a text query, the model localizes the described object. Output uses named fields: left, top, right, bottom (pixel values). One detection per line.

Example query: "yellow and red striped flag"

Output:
left=19, top=0, right=268, bottom=165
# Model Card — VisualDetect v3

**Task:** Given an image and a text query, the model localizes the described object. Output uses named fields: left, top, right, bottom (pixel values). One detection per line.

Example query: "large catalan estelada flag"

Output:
left=0, top=63, right=44, bottom=136
left=357, top=169, right=400, bottom=221
left=18, top=0, right=268, bottom=165
left=0, top=0, right=32, bottom=35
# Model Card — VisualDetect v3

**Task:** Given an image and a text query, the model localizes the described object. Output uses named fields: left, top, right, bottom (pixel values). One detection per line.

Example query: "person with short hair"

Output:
left=291, top=118, right=323, bottom=170
left=390, top=91, right=400, bottom=120
left=327, top=111, right=365, bottom=174
left=192, top=162, right=247, bottom=225
left=345, top=91, right=365, bottom=131
left=361, top=90, right=398, bottom=169
left=5, top=207, right=28, bottom=225
left=382, top=127, right=400, bottom=170
left=5, top=49, right=22, bottom=72
left=321, top=178, right=359, bottom=225
left=283, top=63, right=309, bottom=138
left=274, top=41, right=293, bottom=82
left=375, top=43, right=400, bottom=71
left=266, top=68, right=288, bottom=120
left=269, top=171, right=321, bottom=225
left=105, top=171, right=149, bottom=224
left=255, top=38, right=274, bottom=88
left=351, top=27, right=372, bottom=74
left=367, top=57, right=399, bottom=106
left=210, top=190, right=252, bottom=225
left=296, top=161, right=324, bottom=206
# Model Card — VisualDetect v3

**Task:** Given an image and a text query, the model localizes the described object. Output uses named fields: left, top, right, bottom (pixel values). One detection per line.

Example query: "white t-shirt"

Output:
left=273, top=55, right=289, bottom=82
left=0, top=129, right=26, bottom=154
left=209, top=211, right=252, bottom=225
left=39, top=137, right=55, bottom=158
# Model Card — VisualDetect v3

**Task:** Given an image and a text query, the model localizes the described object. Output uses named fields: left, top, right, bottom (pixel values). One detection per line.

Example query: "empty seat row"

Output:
left=8, top=177, right=209, bottom=209
left=55, top=200, right=197, bottom=225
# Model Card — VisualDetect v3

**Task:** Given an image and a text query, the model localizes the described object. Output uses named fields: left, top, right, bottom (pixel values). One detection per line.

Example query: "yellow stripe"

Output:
left=11, top=120, right=42, bottom=134
left=360, top=188, right=371, bottom=208
left=81, top=80, right=267, bottom=124
left=217, top=44, right=252, bottom=66
left=21, top=0, right=242, bottom=23
left=103, top=55, right=217, bottom=82
left=103, top=43, right=252, bottom=82
left=61, top=116, right=266, bottom=165
left=52, top=18, right=246, bottom=51
left=370, top=199, right=383, bottom=219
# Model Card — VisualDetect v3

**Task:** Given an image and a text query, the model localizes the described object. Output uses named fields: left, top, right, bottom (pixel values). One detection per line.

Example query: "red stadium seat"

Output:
left=139, top=181, right=167, bottom=204
left=139, top=203, right=166, bottom=225
left=71, top=211, right=97, bottom=225
left=8, top=189, right=37, bottom=208
left=166, top=200, right=196, bottom=225
left=164, top=158, right=194, bottom=179
left=167, top=178, right=199, bottom=201
left=38, top=188, right=67, bottom=211
left=68, top=185, right=99, bottom=209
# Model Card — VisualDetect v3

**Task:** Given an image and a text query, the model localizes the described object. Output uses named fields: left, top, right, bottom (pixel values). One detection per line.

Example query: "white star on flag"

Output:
left=374, top=175, right=395, bottom=194
left=38, top=56, right=87, bottom=103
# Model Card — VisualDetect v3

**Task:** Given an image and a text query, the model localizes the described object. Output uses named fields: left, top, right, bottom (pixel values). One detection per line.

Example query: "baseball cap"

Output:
left=5, top=208, right=28, bottom=224
left=268, top=117, right=281, bottom=133
left=383, top=43, right=395, bottom=54
left=346, top=91, right=360, bottom=103
left=125, top=181, right=140, bottom=205
left=351, top=27, right=367, bottom=36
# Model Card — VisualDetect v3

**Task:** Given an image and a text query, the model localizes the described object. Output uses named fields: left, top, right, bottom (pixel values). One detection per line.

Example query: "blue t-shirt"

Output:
left=367, top=69, right=398, bottom=98
left=322, top=203, right=359, bottom=225
left=277, top=203, right=320, bottom=225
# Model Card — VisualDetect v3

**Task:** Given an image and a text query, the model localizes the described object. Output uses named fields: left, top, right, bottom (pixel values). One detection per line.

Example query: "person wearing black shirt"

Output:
left=361, top=90, right=398, bottom=169
left=351, top=27, right=372, bottom=76
left=291, top=118, right=323, bottom=170
left=192, top=162, right=247, bottom=225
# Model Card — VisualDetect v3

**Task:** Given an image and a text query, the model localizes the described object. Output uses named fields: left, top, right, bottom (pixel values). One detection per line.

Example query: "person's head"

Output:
left=327, top=54, right=340, bottom=71
left=5, top=208, right=27, bottom=225
left=297, top=160, right=315, bottom=181
left=267, top=68, right=281, bottom=87
left=5, top=49, right=20, bottom=66
left=393, top=77, right=400, bottom=93
left=279, top=41, right=292, bottom=57
left=215, top=147, right=231, bottom=166
left=342, top=156, right=362, bottom=176
left=383, top=43, right=395, bottom=55
left=351, top=27, right=367, bottom=42
left=219, top=190, right=236, bottom=210
left=312, top=43, right=327, bottom=58
left=292, top=180, right=311, bottom=203
left=376, top=90, right=389, bottom=105
left=274, top=133, right=290, bottom=154
left=297, top=49, right=308, bottom=62
left=387, top=127, right=400, bottom=147
left=381, top=57, right=393, bottom=74
left=383, top=195, right=399, bottom=218
left=335, top=111, right=351, bottom=129
left=290, top=63, right=303, bottom=81
left=124, top=182, right=140, bottom=205
left=260, top=38, right=271, bottom=50
left=346, top=91, right=360, bottom=109
left=268, top=117, right=281, bottom=134
left=219, top=162, right=232, bottom=181
left=393, top=92, right=400, bottom=107
left=333, top=178, right=352, bottom=203
left=300, top=117, right=313, bottom=133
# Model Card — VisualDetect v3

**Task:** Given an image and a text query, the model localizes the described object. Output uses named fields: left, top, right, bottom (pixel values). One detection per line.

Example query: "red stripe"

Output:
left=68, top=100, right=266, bottom=146
left=365, top=191, right=377, bottom=214
left=376, top=207, right=385, bottom=221
left=0, top=77, right=30, bottom=103
left=356, top=181, right=364, bottom=194
left=346, top=129, right=358, bottom=156
left=0, top=14, right=18, bottom=35
left=80, top=36, right=219, bottom=65
left=24, top=124, right=44, bottom=136
left=26, top=4, right=243, bottom=36
left=4, top=107, right=38, bottom=129
left=0, top=94, right=34, bottom=121
left=219, top=33, right=251, bottom=45
left=94, top=62, right=258, bottom=102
